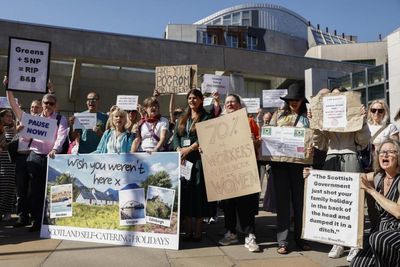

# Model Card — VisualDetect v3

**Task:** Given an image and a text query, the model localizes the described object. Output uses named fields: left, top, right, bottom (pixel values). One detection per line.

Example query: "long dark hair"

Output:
left=178, top=89, right=205, bottom=135
left=281, top=100, right=307, bottom=116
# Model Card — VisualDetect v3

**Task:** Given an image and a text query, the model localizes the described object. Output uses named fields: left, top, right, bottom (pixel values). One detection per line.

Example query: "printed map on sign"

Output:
left=42, top=153, right=180, bottom=250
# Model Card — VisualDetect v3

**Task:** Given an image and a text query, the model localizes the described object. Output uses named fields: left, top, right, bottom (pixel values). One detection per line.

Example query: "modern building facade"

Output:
left=0, top=3, right=397, bottom=118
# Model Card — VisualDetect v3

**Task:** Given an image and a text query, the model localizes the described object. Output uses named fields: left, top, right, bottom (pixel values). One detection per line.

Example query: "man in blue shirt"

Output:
left=77, top=92, right=108, bottom=153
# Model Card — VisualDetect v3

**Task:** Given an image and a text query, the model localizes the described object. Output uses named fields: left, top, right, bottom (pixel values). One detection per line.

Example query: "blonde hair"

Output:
left=367, top=99, right=389, bottom=125
left=107, top=108, right=128, bottom=130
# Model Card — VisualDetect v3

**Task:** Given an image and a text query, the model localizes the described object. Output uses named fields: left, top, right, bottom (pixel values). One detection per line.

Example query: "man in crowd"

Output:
left=77, top=92, right=108, bottom=153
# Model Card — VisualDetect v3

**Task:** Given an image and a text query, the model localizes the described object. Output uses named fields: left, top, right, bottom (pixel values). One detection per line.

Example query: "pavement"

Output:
left=0, top=175, right=352, bottom=267
left=0, top=208, right=352, bottom=267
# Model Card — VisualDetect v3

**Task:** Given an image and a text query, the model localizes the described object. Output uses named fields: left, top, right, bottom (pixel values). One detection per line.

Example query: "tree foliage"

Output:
left=141, top=170, right=172, bottom=196
left=55, top=173, right=80, bottom=201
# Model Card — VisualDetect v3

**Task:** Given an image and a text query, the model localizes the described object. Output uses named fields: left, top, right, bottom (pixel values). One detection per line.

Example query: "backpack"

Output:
left=56, top=114, right=70, bottom=154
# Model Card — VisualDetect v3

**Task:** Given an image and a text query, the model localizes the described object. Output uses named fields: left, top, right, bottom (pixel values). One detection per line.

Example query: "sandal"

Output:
left=277, top=244, right=289, bottom=254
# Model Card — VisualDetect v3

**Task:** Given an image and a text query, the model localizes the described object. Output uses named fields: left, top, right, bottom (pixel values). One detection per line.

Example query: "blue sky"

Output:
left=1, top=0, right=399, bottom=42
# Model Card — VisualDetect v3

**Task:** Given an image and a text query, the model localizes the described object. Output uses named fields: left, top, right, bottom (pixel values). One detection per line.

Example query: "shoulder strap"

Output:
left=370, top=124, right=387, bottom=143
left=293, top=114, right=301, bottom=127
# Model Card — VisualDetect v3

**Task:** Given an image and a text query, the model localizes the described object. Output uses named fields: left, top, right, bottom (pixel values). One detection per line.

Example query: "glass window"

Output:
left=232, top=12, right=240, bottom=25
left=368, top=66, right=384, bottom=85
left=247, top=35, right=258, bottom=50
left=227, top=34, right=238, bottom=48
left=368, top=84, right=385, bottom=101
left=322, top=33, right=334, bottom=44
left=354, top=88, right=367, bottom=106
left=242, top=11, right=250, bottom=26
left=212, top=18, right=221, bottom=25
left=312, top=30, right=325, bottom=45
left=352, top=71, right=365, bottom=88
left=223, top=15, right=231, bottom=25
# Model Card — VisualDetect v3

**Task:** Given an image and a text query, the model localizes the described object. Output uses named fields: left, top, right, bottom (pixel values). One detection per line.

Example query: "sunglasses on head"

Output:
left=371, top=108, right=384, bottom=114
left=43, top=101, right=55, bottom=106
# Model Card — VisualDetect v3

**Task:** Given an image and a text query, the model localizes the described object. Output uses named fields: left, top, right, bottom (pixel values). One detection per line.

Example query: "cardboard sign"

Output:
left=260, top=126, right=313, bottom=164
left=197, top=108, right=261, bottom=201
left=42, top=153, right=181, bottom=250
left=262, top=89, right=287, bottom=108
left=0, top=96, right=18, bottom=108
left=155, top=65, right=197, bottom=94
left=20, top=113, right=57, bottom=141
left=242, top=98, right=260, bottom=114
left=201, top=74, right=230, bottom=94
left=302, top=169, right=364, bottom=248
left=7, top=37, right=51, bottom=93
left=116, top=95, right=138, bottom=111
left=73, top=112, right=97, bottom=130
left=310, top=91, right=364, bottom=132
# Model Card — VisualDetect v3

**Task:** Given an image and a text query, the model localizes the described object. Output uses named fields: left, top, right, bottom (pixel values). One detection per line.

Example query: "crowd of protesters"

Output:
left=1, top=76, right=399, bottom=266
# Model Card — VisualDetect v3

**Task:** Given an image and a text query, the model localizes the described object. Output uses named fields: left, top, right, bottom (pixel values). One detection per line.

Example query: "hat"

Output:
left=280, top=83, right=309, bottom=103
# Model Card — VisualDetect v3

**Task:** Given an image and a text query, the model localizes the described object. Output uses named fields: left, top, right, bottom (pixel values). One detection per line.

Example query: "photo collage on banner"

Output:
left=42, top=152, right=180, bottom=250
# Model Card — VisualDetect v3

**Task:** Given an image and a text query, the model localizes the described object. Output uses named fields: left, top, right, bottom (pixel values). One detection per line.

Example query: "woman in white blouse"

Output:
left=367, top=100, right=398, bottom=146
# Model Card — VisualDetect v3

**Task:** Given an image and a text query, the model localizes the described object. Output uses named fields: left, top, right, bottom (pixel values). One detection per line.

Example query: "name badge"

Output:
left=182, top=139, right=191, bottom=147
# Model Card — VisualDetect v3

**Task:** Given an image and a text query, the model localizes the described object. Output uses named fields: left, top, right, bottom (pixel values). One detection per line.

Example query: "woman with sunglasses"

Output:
left=350, top=139, right=400, bottom=266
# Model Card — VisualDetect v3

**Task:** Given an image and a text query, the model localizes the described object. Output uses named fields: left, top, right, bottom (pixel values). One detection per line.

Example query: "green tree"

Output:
left=141, top=170, right=172, bottom=196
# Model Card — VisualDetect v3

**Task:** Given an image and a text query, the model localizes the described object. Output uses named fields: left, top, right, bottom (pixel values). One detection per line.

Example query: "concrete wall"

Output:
left=304, top=68, right=347, bottom=99
left=388, top=30, right=400, bottom=120
left=305, top=42, right=388, bottom=65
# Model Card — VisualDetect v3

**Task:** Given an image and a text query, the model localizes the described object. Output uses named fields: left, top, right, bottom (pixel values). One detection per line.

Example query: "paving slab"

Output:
left=170, top=255, right=235, bottom=267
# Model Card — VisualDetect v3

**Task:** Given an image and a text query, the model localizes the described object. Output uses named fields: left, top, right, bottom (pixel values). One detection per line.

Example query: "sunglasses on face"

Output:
left=173, top=111, right=183, bottom=116
left=371, top=108, right=384, bottom=114
left=43, top=101, right=55, bottom=106
left=87, top=98, right=98, bottom=102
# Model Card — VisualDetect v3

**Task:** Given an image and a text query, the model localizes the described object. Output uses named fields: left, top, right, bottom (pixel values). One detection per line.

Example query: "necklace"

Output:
left=385, top=175, right=394, bottom=188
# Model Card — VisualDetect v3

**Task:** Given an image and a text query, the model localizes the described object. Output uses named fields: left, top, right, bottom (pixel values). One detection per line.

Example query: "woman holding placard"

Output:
left=313, top=87, right=370, bottom=261
left=131, top=97, right=168, bottom=153
left=350, top=139, right=400, bottom=267
left=94, top=108, right=134, bottom=153
left=217, top=93, right=261, bottom=252
left=173, top=89, right=212, bottom=242
left=268, top=83, right=311, bottom=254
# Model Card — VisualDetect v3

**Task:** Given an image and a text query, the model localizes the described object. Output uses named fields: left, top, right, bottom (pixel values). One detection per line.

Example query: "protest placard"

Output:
left=20, top=112, right=57, bottom=141
left=201, top=74, right=230, bottom=94
left=197, top=108, right=261, bottom=201
left=42, top=153, right=181, bottom=250
left=260, top=126, right=313, bottom=164
left=116, top=95, right=138, bottom=111
left=155, top=65, right=197, bottom=94
left=262, top=89, right=287, bottom=108
left=310, top=91, right=364, bottom=132
left=302, top=169, right=364, bottom=248
left=203, top=97, right=213, bottom=106
left=7, top=37, right=51, bottom=93
left=0, top=96, right=18, bottom=108
left=242, top=98, right=260, bottom=114
left=73, top=112, right=97, bottom=130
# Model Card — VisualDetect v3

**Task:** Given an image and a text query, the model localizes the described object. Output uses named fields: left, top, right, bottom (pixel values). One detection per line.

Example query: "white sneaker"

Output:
left=219, top=231, right=238, bottom=246
left=328, top=245, right=344, bottom=258
left=245, top=234, right=260, bottom=252
left=346, top=248, right=359, bottom=262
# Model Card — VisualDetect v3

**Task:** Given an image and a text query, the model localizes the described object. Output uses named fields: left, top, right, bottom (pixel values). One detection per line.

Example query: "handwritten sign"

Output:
left=302, top=169, right=364, bottom=248
left=260, top=126, right=313, bottom=164
left=116, top=95, right=138, bottom=111
left=0, top=96, right=18, bottom=108
left=180, top=160, right=193, bottom=180
left=20, top=112, right=57, bottom=141
left=242, top=98, right=260, bottom=114
left=7, top=37, right=51, bottom=93
left=201, top=74, right=230, bottom=94
left=155, top=65, right=197, bottom=94
left=73, top=112, right=97, bottom=130
left=323, top=95, right=347, bottom=128
left=42, top=153, right=181, bottom=250
left=197, top=108, right=261, bottom=201
left=262, top=89, right=287, bottom=108
left=310, top=91, right=363, bottom=132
